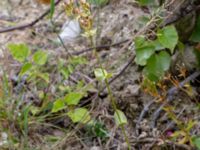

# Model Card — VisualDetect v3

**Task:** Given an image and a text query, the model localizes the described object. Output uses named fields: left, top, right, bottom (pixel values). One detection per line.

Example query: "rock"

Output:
left=126, top=84, right=140, bottom=96
left=90, top=146, right=101, bottom=150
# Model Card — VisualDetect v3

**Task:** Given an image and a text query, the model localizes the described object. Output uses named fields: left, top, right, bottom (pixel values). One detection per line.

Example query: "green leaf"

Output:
left=67, top=64, right=74, bottom=74
left=33, top=50, right=48, bottom=65
left=19, top=63, right=32, bottom=76
left=192, top=136, right=200, bottom=150
left=92, top=122, right=108, bottom=138
left=114, top=109, right=127, bottom=126
left=64, top=92, right=83, bottom=106
left=52, top=99, right=65, bottom=113
left=157, top=25, right=178, bottom=53
left=60, top=68, right=70, bottom=79
left=159, top=51, right=171, bottom=71
left=138, top=16, right=151, bottom=27
left=135, top=36, right=146, bottom=48
left=69, top=56, right=87, bottom=66
left=135, top=36, right=155, bottom=66
left=144, top=51, right=171, bottom=82
left=94, top=68, right=108, bottom=81
left=190, top=16, right=200, bottom=42
left=37, top=73, right=49, bottom=83
left=135, top=45, right=155, bottom=66
left=22, top=105, right=31, bottom=137
left=7, top=43, right=30, bottom=62
left=136, top=0, right=153, bottom=6
left=30, top=106, right=40, bottom=115
left=152, top=39, right=165, bottom=51
left=50, top=0, right=55, bottom=19
left=67, top=108, right=90, bottom=124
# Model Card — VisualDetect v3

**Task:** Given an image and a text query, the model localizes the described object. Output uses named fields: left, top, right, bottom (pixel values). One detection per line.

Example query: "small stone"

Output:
left=90, top=146, right=101, bottom=150
left=121, top=142, right=128, bottom=149
left=130, top=104, right=138, bottom=110
left=126, top=84, right=140, bottom=96
left=138, top=131, right=147, bottom=139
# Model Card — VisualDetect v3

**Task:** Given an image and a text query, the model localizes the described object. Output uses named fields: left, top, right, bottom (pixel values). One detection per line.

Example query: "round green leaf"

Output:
left=94, top=68, right=108, bottom=81
left=144, top=51, right=171, bottom=82
left=52, top=99, right=65, bottom=113
left=64, top=92, right=83, bottom=106
left=8, top=43, right=30, bottom=62
left=114, top=109, right=127, bottom=126
left=157, top=25, right=178, bottom=54
left=158, top=51, right=171, bottom=71
left=33, top=50, right=48, bottom=65
left=67, top=108, right=90, bottom=124
left=192, top=136, right=200, bottom=150
left=19, top=63, right=32, bottom=76
left=135, top=45, right=155, bottom=66
left=135, top=36, right=155, bottom=66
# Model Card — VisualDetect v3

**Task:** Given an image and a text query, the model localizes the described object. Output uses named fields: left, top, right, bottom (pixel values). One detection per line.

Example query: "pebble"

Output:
left=126, top=84, right=140, bottom=96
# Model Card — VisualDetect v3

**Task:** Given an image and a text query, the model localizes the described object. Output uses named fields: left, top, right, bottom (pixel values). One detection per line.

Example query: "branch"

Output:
left=72, top=39, right=129, bottom=55
left=0, top=0, right=61, bottom=33
left=161, top=4, right=200, bottom=27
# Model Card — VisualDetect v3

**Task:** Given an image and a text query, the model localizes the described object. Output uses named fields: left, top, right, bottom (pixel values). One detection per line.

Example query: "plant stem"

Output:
left=90, top=35, right=131, bottom=149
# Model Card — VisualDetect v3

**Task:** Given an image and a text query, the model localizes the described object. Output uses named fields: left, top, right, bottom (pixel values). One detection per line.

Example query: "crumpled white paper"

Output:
left=58, top=19, right=81, bottom=42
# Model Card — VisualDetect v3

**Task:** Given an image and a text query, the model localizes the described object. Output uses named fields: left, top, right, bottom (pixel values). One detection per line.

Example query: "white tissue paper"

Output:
left=58, top=19, right=81, bottom=42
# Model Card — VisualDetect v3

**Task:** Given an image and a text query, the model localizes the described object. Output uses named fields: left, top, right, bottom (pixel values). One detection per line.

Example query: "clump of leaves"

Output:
left=8, top=43, right=49, bottom=84
left=52, top=80, right=93, bottom=124
left=85, top=121, right=109, bottom=139
left=192, top=136, right=200, bottom=150
left=135, top=25, right=178, bottom=82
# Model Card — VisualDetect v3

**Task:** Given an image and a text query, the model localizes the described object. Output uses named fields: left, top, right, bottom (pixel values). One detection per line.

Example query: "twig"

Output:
left=136, top=100, right=155, bottom=136
left=100, top=54, right=135, bottom=93
left=0, top=0, right=61, bottom=33
left=72, top=39, right=129, bottom=55
left=162, top=5, right=200, bottom=27
left=151, top=71, right=200, bottom=128
left=108, top=55, right=135, bottom=85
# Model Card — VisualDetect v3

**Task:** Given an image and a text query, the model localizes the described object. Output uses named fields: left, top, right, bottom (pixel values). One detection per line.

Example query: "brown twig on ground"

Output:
left=136, top=100, right=155, bottom=136
left=0, top=0, right=61, bottom=33
left=100, top=54, right=135, bottom=93
left=108, top=54, right=135, bottom=86
left=72, top=39, right=129, bottom=55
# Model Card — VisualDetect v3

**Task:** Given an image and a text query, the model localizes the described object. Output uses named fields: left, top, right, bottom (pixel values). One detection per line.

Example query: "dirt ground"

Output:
left=0, top=0, right=200, bottom=150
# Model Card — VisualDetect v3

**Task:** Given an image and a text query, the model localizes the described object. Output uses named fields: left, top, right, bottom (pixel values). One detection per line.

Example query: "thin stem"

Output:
left=90, top=34, right=131, bottom=149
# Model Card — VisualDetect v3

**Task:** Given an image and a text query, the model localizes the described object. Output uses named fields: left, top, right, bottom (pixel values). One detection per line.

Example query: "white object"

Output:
left=59, top=19, right=81, bottom=42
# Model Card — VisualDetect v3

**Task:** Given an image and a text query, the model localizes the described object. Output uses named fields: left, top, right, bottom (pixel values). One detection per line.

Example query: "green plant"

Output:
left=8, top=43, right=49, bottom=84
left=135, top=25, right=178, bottom=82
left=192, top=136, right=200, bottom=150
left=64, top=1, right=130, bottom=148
left=3, top=42, right=91, bottom=149
left=85, top=121, right=109, bottom=139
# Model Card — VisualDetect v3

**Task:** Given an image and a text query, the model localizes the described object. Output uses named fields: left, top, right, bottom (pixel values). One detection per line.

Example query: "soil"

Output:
left=0, top=0, right=200, bottom=150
